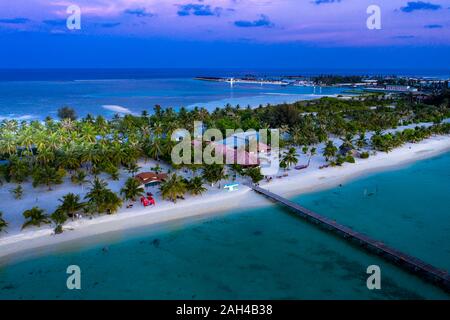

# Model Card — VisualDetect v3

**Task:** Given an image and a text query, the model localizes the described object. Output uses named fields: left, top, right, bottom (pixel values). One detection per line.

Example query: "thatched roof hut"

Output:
left=135, top=172, right=168, bottom=187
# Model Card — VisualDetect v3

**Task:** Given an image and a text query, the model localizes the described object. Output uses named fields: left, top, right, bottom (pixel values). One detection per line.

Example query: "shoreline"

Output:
left=1, top=134, right=450, bottom=264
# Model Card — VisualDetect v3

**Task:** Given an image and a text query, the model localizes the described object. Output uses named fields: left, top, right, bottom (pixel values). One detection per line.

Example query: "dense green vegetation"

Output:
left=160, top=174, right=187, bottom=203
left=0, top=91, right=449, bottom=233
left=312, top=75, right=364, bottom=85
left=121, top=177, right=145, bottom=201
left=370, top=123, right=450, bottom=153
left=22, top=207, right=50, bottom=230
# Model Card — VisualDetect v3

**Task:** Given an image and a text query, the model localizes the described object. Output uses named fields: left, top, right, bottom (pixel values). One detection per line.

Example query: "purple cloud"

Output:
left=0, top=0, right=448, bottom=47
left=100, top=22, right=121, bottom=28
left=177, top=4, right=223, bottom=17
left=124, top=8, right=154, bottom=18
left=234, top=15, right=274, bottom=28
left=401, top=1, right=442, bottom=12
left=0, top=17, right=30, bottom=24
left=313, top=0, right=342, bottom=4
left=393, top=35, right=416, bottom=39
left=42, top=19, right=66, bottom=27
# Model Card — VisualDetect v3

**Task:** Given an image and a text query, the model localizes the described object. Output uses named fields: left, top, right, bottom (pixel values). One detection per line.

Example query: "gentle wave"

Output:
left=102, top=105, right=134, bottom=114
left=0, top=114, right=36, bottom=121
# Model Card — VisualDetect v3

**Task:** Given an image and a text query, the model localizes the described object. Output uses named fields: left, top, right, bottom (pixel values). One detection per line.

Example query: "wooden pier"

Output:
left=248, top=184, right=450, bottom=293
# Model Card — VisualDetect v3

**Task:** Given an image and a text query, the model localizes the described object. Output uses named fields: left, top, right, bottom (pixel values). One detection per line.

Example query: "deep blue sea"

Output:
left=2, top=68, right=448, bottom=121
left=0, top=68, right=354, bottom=121
left=1, top=152, right=449, bottom=300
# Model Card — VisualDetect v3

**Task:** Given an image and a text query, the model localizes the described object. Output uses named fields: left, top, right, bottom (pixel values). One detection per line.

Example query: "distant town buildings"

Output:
left=385, top=85, right=418, bottom=92
left=195, top=74, right=449, bottom=95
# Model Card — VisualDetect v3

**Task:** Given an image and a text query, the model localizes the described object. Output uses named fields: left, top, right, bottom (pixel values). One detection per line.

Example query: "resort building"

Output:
left=362, top=79, right=378, bottom=86
left=385, top=85, right=418, bottom=92
left=216, top=131, right=271, bottom=152
left=135, top=172, right=168, bottom=188
left=364, top=85, right=419, bottom=93
left=214, top=131, right=272, bottom=167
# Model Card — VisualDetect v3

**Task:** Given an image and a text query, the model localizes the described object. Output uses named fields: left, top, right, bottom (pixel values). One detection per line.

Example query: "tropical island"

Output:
left=0, top=90, right=450, bottom=258
left=195, top=74, right=449, bottom=94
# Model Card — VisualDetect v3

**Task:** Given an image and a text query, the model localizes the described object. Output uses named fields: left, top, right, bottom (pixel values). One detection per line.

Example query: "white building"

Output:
left=385, top=85, right=418, bottom=92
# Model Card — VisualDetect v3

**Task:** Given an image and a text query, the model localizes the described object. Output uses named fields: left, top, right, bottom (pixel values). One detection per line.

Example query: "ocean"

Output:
left=0, top=69, right=350, bottom=121
left=1, top=152, right=449, bottom=300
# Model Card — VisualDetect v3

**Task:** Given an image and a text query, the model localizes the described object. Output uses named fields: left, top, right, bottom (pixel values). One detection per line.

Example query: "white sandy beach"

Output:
left=1, top=128, right=450, bottom=262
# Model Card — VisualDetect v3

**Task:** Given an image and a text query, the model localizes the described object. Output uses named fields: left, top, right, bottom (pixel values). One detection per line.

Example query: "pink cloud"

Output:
left=0, top=0, right=448, bottom=46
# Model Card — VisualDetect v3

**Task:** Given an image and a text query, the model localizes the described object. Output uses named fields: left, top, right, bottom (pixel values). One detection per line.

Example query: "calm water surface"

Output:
left=1, top=153, right=449, bottom=299
left=0, top=76, right=344, bottom=120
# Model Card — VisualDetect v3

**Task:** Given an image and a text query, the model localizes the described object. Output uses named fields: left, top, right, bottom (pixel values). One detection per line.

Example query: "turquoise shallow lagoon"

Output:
left=0, top=152, right=449, bottom=299
left=0, top=77, right=345, bottom=120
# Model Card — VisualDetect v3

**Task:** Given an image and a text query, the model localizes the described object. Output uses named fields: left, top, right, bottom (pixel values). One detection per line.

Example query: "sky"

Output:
left=0, top=0, right=449, bottom=70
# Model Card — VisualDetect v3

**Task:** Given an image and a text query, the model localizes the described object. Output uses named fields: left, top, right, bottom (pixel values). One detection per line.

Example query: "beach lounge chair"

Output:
left=147, top=196, right=156, bottom=205
left=224, top=183, right=239, bottom=192
left=140, top=196, right=151, bottom=207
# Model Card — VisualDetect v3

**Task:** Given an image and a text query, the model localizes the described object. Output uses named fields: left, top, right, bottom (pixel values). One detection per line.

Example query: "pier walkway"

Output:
left=248, top=183, right=450, bottom=292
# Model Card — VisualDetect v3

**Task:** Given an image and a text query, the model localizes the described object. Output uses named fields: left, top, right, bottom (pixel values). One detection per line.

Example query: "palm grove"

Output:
left=0, top=91, right=449, bottom=234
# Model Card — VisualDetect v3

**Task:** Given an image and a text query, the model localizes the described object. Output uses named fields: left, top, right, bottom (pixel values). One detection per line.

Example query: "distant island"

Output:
left=195, top=74, right=449, bottom=94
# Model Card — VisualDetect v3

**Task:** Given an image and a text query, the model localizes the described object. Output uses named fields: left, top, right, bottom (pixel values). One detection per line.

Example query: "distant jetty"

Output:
left=195, top=76, right=291, bottom=86
left=194, top=76, right=225, bottom=82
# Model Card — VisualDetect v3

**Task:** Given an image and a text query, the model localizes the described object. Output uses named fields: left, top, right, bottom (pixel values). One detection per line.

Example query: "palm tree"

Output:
left=62, top=148, right=81, bottom=171
left=229, top=164, right=243, bottom=180
left=22, top=207, right=50, bottom=229
left=84, top=177, right=122, bottom=215
left=84, top=177, right=108, bottom=206
left=151, top=164, right=163, bottom=174
left=58, top=193, right=85, bottom=218
left=323, top=140, right=338, bottom=162
left=104, top=163, right=120, bottom=180
left=110, top=168, right=120, bottom=181
left=109, top=142, right=127, bottom=166
left=279, top=124, right=290, bottom=138
left=148, top=137, right=163, bottom=161
left=340, top=133, right=354, bottom=151
left=141, top=110, right=149, bottom=118
left=356, top=131, right=368, bottom=149
left=11, top=184, right=24, bottom=199
left=244, top=167, right=264, bottom=184
left=71, top=170, right=88, bottom=187
left=202, top=164, right=227, bottom=187
left=80, top=124, right=97, bottom=143
left=51, top=209, right=68, bottom=234
left=307, top=147, right=317, bottom=166
left=187, top=177, right=207, bottom=196
left=57, top=106, right=77, bottom=121
left=160, top=173, right=187, bottom=203
left=0, top=211, right=8, bottom=233
left=281, top=147, right=298, bottom=169
left=290, top=125, right=302, bottom=146
left=121, top=177, right=145, bottom=201
left=152, top=122, right=164, bottom=136
left=102, top=191, right=123, bottom=215
left=9, top=157, right=30, bottom=183
left=126, top=162, right=141, bottom=177
left=0, top=132, right=18, bottom=156
left=18, top=127, right=35, bottom=156
left=32, top=166, right=66, bottom=190
left=153, top=105, right=162, bottom=118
